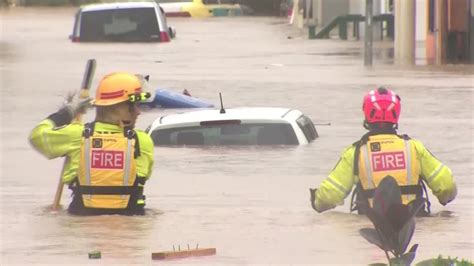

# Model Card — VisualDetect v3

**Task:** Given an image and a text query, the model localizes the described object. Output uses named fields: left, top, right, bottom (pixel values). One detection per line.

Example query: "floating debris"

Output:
left=152, top=244, right=216, bottom=260
left=88, top=251, right=101, bottom=259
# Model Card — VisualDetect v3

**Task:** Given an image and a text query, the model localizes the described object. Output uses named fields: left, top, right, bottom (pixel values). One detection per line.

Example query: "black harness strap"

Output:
left=420, top=178, right=431, bottom=214
left=83, top=122, right=95, bottom=138
left=77, top=185, right=143, bottom=195
left=124, top=126, right=141, bottom=158
left=352, top=132, right=371, bottom=177
left=350, top=132, right=371, bottom=213
left=360, top=185, right=422, bottom=199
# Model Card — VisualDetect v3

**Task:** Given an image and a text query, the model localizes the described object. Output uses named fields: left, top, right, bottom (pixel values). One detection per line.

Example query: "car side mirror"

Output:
left=168, top=26, right=176, bottom=38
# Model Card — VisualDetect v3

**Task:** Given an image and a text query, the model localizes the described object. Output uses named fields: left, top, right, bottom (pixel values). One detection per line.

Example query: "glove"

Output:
left=47, top=92, right=92, bottom=127
left=63, top=91, right=93, bottom=119
left=309, top=188, right=318, bottom=212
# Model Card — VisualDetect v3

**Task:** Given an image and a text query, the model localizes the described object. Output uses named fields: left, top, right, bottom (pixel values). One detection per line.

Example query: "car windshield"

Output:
left=150, top=123, right=299, bottom=145
left=79, top=8, right=160, bottom=42
left=156, top=0, right=192, bottom=2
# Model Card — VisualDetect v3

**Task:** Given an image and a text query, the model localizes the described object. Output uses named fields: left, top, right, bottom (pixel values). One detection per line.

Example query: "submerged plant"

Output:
left=357, top=176, right=426, bottom=266
left=416, top=255, right=474, bottom=266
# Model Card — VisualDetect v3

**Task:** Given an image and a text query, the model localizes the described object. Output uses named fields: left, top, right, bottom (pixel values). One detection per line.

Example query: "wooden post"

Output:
left=364, top=0, right=374, bottom=66
left=436, top=0, right=447, bottom=64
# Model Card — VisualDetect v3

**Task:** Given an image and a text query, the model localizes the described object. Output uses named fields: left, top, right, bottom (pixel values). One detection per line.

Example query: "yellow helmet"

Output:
left=94, top=72, right=148, bottom=106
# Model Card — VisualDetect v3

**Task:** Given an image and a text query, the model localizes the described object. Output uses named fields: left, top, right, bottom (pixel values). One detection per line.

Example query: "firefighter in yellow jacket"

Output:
left=309, top=87, right=457, bottom=215
left=29, top=72, right=154, bottom=215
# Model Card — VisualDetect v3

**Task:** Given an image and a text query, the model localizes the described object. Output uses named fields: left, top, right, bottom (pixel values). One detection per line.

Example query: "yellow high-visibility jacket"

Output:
left=312, top=134, right=456, bottom=213
left=29, top=120, right=154, bottom=184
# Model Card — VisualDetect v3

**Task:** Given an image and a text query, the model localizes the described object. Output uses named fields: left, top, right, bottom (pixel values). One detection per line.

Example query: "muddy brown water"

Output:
left=0, top=7, right=473, bottom=265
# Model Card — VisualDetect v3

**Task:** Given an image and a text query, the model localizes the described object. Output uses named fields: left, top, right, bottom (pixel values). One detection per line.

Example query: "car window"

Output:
left=156, top=0, right=192, bottom=2
left=80, top=8, right=160, bottom=42
left=151, top=123, right=299, bottom=145
left=156, top=6, right=168, bottom=29
left=219, top=0, right=237, bottom=4
left=296, top=115, right=318, bottom=142
left=72, top=11, right=80, bottom=38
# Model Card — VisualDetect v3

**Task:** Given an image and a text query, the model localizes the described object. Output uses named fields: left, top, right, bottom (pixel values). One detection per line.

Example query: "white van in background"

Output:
left=70, top=1, right=176, bottom=42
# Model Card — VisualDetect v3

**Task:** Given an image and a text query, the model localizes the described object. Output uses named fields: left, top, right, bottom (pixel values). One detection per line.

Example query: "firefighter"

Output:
left=29, top=72, right=154, bottom=215
left=309, top=87, right=457, bottom=215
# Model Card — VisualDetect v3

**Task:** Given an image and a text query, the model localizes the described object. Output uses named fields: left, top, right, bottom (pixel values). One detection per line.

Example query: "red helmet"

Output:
left=362, top=87, right=401, bottom=124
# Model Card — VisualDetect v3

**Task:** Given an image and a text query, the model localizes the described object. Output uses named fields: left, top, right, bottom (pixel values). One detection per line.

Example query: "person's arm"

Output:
left=29, top=95, right=91, bottom=159
left=310, top=146, right=357, bottom=213
left=413, top=139, right=457, bottom=205
left=29, top=109, right=83, bottom=160
left=136, top=131, right=154, bottom=180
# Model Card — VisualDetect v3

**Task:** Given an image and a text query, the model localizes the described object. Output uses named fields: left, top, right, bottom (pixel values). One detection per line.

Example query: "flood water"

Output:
left=1, top=7, right=473, bottom=265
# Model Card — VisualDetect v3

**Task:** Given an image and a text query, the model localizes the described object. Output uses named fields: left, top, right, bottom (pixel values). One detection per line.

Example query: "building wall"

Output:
left=470, top=0, right=474, bottom=62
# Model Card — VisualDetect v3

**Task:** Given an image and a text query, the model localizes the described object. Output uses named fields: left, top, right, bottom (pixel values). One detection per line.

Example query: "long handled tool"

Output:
left=51, top=59, right=96, bottom=211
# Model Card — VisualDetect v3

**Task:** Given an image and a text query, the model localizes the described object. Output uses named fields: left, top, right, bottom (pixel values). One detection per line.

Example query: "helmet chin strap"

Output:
left=120, top=120, right=132, bottom=128
left=120, top=103, right=136, bottom=128
left=363, top=120, right=370, bottom=130
left=364, top=120, right=398, bottom=131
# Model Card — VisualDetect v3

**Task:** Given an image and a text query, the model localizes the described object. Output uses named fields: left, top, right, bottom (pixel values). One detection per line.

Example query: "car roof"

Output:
left=80, top=1, right=158, bottom=12
left=154, top=107, right=304, bottom=126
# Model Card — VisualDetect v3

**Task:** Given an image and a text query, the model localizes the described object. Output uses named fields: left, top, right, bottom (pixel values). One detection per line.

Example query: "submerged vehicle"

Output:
left=146, top=107, right=318, bottom=146
left=70, top=2, right=176, bottom=42
left=157, top=0, right=247, bottom=18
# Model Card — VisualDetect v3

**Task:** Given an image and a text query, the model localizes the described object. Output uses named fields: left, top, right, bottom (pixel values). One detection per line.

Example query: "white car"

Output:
left=70, top=1, right=176, bottom=42
left=146, top=107, right=318, bottom=145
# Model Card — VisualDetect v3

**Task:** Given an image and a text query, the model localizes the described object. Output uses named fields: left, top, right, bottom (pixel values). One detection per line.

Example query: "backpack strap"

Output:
left=83, top=122, right=95, bottom=138
left=398, top=133, right=411, bottom=140
left=349, top=132, right=372, bottom=213
left=352, top=132, right=371, bottom=176
left=419, top=178, right=431, bottom=214
left=123, top=126, right=141, bottom=159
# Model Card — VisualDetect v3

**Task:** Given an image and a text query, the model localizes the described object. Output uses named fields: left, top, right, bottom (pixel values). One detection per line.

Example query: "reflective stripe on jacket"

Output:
left=29, top=120, right=154, bottom=184
left=313, top=134, right=456, bottom=212
left=358, top=135, right=421, bottom=205
left=77, top=126, right=138, bottom=209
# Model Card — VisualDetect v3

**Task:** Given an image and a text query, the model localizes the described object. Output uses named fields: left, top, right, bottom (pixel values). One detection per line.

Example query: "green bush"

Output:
left=416, top=255, right=473, bottom=266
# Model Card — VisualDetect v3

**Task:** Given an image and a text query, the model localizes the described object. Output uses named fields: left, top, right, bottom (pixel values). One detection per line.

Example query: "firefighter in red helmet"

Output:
left=309, top=87, right=457, bottom=215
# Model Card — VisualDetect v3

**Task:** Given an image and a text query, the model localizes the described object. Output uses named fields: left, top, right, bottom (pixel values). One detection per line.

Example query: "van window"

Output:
left=79, top=8, right=160, bottom=42
left=151, top=123, right=299, bottom=145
